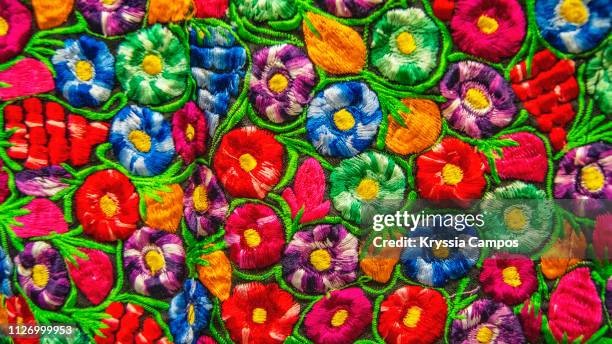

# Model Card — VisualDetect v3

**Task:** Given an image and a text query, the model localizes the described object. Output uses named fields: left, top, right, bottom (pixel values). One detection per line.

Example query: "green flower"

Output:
left=586, top=40, right=612, bottom=114
left=116, top=24, right=188, bottom=105
left=330, top=151, right=406, bottom=224
left=238, top=0, right=296, bottom=22
left=370, top=8, right=440, bottom=84
left=480, top=182, right=553, bottom=255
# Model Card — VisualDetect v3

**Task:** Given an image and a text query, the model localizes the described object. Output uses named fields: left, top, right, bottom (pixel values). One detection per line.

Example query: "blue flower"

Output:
left=306, top=82, right=382, bottom=158
left=169, top=279, right=213, bottom=344
left=109, top=105, right=175, bottom=177
left=536, top=0, right=611, bottom=53
left=0, top=247, right=12, bottom=296
left=400, top=224, right=480, bottom=287
left=190, top=26, right=247, bottom=136
left=52, top=36, right=115, bottom=108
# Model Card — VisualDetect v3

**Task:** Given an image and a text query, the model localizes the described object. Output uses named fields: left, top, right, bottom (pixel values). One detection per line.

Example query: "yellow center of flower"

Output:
left=268, top=73, right=289, bottom=93
left=356, top=178, right=379, bottom=200
left=102, top=0, right=118, bottom=5
left=187, top=304, right=196, bottom=325
left=99, top=194, right=119, bottom=218
left=559, top=0, right=589, bottom=25
left=331, top=309, right=349, bottom=327
left=333, top=109, right=355, bottom=131
left=32, top=264, right=49, bottom=288
left=0, top=17, right=8, bottom=37
left=465, top=88, right=490, bottom=110
left=442, top=163, right=464, bottom=186
left=239, top=153, right=257, bottom=172
left=144, top=250, right=165, bottom=275
left=142, top=54, right=163, bottom=75
left=185, top=124, right=195, bottom=142
left=396, top=32, right=417, bottom=55
left=504, top=206, right=527, bottom=231
left=128, top=130, right=152, bottom=153
left=252, top=307, right=267, bottom=324
left=310, top=249, right=332, bottom=271
left=192, top=185, right=209, bottom=212
left=402, top=306, right=422, bottom=328
left=502, top=266, right=522, bottom=287
left=476, top=326, right=494, bottom=343
left=477, top=15, right=499, bottom=34
left=581, top=165, right=605, bottom=192
left=75, top=60, right=94, bottom=81
left=432, top=245, right=450, bottom=259
left=243, top=228, right=261, bottom=248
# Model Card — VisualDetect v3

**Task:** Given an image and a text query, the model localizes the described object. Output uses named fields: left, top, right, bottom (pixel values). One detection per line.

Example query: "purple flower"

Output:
left=76, top=0, right=146, bottom=37
left=440, top=61, right=516, bottom=138
left=554, top=143, right=611, bottom=213
left=183, top=166, right=228, bottom=238
left=282, top=224, right=358, bottom=294
left=15, top=166, right=70, bottom=197
left=14, top=241, right=70, bottom=310
left=124, top=227, right=185, bottom=298
left=250, top=44, right=316, bottom=123
left=451, top=299, right=525, bottom=343
left=319, top=0, right=383, bottom=17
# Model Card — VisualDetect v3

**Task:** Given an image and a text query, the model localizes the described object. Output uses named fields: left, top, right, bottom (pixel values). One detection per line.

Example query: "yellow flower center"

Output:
left=128, top=130, right=152, bottom=153
left=102, top=0, right=118, bottom=5
left=502, top=266, right=522, bottom=287
left=144, top=250, right=166, bottom=275
left=32, top=264, right=49, bottom=288
left=268, top=73, right=289, bottom=93
left=476, top=326, right=494, bottom=343
left=239, top=153, right=257, bottom=172
left=402, top=306, right=422, bottom=328
left=504, top=206, right=527, bottom=231
left=310, top=249, right=332, bottom=271
left=581, top=165, right=605, bottom=192
left=252, top=307, right=267, bottom=324
left=559, top=0, right=589, bottom=25
left=396, top=32, right=417, bottom=55
left=75, top=60, right=94, bottom=82
left=99, top=194, right=119, bottom=218
left=465, top=88, right=490, bottom=110
left=442, top=163, right=464, bottom=186
left=185, top=124, right=195, bottom=142
left=187, top=304, right=196, bottom=325
left=333, top=109, right=356, bottom=131
left=243, top=228, right=261, bottom=248
left=142, top=54, right=163, bottom=76
left=432, top=245, right=449, bottom=259
left=192, top=185, right=209, bottom=212
left=356, top=178, right=379, bottom=200
left=331, top=309, right=349, bottom=327
left=477, top=15, right=499, bottom=34
left=0, top=17, right=9, bottom=37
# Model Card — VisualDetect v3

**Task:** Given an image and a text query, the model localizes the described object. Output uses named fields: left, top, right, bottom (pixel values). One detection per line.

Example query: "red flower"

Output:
left=94, top=302, right=169, bottom=344
left=194, top=0, right=228, bottom=18
left=281, top=158, right=330, bottom=223
left=213, top=127, right=283, bottom=199
left=378, top=286, right=447, bottom=344
left=416, top=137, right=485, bottom=206
left=222, top=282, right=300, bottom=344
left=75, top=169, right=140, bottom=242
left=4, top=295, right=38, bottom=344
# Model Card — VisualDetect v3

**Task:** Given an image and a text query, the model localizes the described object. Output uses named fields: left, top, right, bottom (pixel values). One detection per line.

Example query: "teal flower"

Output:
left=237, top=0, right=296, bottom=22
left=370, top=8, right=440, bottom=84
left=116, top=24, right=188, bottom=105
left=330, top=151, right=405, bottom=224
left=480, top=182, right=553, bottom=255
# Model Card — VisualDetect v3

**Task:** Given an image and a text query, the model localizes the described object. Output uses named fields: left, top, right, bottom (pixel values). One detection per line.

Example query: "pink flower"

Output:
left=0, top=58, right=54, bottom=101
left=281, top=158, right=330, bottom=223
left=520, top=301, right=542, bottom=344
left=593, top=213, right=612, bottom=262
left=194, top=0, right=228, bottom=18
left=172, top=102, right=207, bottom=164
left=480, top=253, right=537, bottom=305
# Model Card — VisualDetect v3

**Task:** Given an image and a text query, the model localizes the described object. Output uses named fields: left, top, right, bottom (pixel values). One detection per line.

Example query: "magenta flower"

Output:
left=172, top=102, right=207, bottom=164
left=281, top=158, right=330, bottom=223
left=183, top=165, right=228, bottom=238
left=0, top=58, right=54, bottom=101
left=480, top=254, right=537, bottom=305
left=304, top=288, right=372, bottom=344
left=0, top=0, right=32, bottom=63
left=593, top=213, right=612, bottom=262
left=0, top=160, right=8, bottom=204
left=450, top=0, right=526, bottom=62
left=520, top=301, right=542, bottom=344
